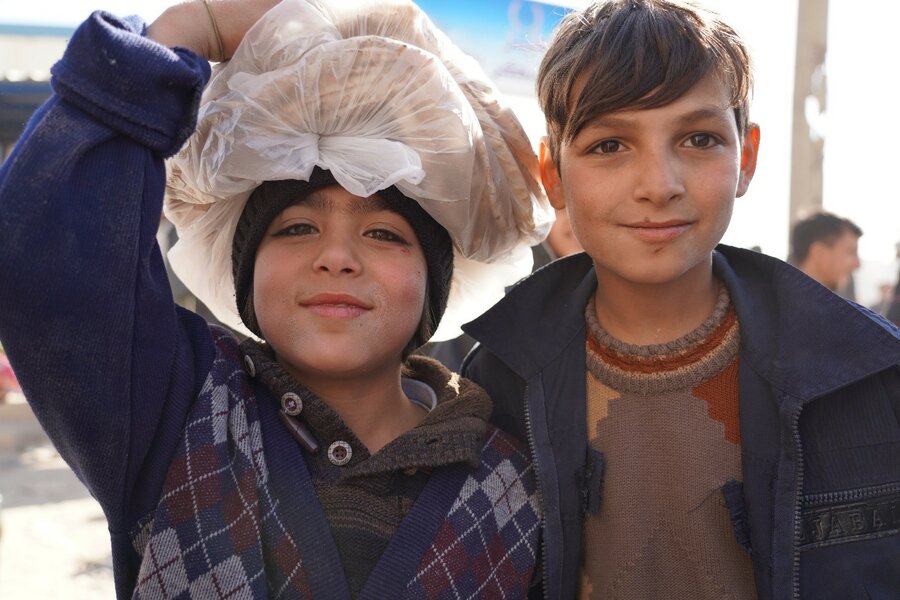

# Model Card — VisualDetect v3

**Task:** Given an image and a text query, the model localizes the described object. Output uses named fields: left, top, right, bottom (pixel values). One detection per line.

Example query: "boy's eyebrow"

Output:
left=672, top=106, right=735, bottom=127
left=301, top=193, right=391, bottom=215
left=348, top=195, right=392, bottom=215
left=583, top=105, right=734, bottom=131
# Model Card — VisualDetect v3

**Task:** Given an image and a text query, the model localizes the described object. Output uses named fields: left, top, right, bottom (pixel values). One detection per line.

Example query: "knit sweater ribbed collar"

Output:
left=585, top=283, right=740, bottom=395
left=240, top=340, right=491, bottom=477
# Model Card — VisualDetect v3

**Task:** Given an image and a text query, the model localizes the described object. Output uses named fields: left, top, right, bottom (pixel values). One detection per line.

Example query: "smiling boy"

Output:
left=462, top=1, right=900, bottom=598
left=0, top=0, right=548, bottom=597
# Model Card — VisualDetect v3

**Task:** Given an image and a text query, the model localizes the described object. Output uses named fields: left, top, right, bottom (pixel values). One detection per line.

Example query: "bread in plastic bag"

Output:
left=165, top=0, right=553, bottom=341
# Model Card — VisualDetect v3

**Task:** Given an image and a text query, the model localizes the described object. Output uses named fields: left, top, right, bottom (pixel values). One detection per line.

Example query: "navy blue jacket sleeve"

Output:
left=0, top=11, right=214, bottom=530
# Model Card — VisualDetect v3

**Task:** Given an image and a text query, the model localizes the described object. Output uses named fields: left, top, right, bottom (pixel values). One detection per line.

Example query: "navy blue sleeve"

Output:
left=0, top=11, right=214, bottom=529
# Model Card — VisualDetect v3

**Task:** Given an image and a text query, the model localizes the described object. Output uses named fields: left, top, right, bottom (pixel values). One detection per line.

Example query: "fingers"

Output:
left=205, top=0, right=283, bottom=60
left=147, top=0, right=281, bottom=62
left=147, top=2, right=214, bottom=59
left=202, top=0, right=226, bottom=62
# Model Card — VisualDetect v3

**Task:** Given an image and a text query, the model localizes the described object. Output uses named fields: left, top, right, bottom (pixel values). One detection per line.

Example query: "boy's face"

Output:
left=807, top=230, right=861, bottom=291
left=253, top=185, right=427, bottom=385
left=541, top=73, right=760, bottom=290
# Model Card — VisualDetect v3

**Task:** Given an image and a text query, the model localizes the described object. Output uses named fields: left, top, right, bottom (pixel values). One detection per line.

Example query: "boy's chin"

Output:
left=275, top=341, right=405, bottom=382
left=596, top=257, right=715, bottom=288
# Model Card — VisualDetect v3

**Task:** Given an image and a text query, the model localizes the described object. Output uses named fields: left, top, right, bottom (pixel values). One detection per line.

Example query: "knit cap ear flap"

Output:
left=377, top=186, right=454, bottom=353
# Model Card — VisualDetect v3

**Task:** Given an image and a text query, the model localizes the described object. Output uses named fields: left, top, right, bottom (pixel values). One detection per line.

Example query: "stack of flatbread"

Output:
left=165, top=0, right=552, bottom=340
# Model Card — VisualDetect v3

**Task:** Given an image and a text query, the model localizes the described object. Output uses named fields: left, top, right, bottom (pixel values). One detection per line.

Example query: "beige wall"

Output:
left=0, top=35, right=68, bottom=76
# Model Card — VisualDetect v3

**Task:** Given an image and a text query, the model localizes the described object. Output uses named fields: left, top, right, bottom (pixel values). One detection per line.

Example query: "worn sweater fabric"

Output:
left=0, top=11, right=541, bottom=599
left=131, top=329, right=541, bottom=599
left=578, top=285, right=756, bottom=598
left=462, top=249, right=900, bottom=599
left=240, top=341, right=497, bottom=596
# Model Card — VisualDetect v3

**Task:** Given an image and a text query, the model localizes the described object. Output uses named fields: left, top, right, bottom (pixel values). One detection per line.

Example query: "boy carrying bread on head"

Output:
left=0, top=0, right=551, bottom=596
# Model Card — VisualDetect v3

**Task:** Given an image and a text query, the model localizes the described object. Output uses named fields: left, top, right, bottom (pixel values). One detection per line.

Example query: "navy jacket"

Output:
left=463, top=248, right=900, bottom=599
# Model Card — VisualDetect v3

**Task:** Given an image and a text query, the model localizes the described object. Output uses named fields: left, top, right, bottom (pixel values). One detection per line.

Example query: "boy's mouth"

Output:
left=300, top=293, right=373, bottom=318
left=625, top=220, right=692, bottom=242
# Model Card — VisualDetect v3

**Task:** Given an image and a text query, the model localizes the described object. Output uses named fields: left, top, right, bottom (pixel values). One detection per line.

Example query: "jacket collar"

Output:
left=713, top=244, right=899, bottom=400
left=241, top=341, right=490, bottom=474
left=464, top=245, right=900, bottom=401
left=463, top=252, right=596, bottom=379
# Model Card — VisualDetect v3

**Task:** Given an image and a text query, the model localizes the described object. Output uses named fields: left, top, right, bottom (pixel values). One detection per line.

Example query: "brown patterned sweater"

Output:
left=578, top=285, right=757, bottom=599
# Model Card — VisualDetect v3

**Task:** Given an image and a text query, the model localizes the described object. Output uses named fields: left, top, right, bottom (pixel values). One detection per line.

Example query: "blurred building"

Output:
left=0, top=24, right=70, bottom=159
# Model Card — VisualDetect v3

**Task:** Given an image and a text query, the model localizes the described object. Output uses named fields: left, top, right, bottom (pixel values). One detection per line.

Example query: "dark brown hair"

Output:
left=537, top=0, right=753, bottom=166
left=790, top=211, right=863, bottom=265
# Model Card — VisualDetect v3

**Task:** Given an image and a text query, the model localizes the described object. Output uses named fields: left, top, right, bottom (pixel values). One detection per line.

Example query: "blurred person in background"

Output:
left=887, top=242, right=900, bottom=326
left=420, top=208, right=584, bottom=372
left=0, top=341, right=20, bottom=403
left=888, top=280, right=900, bottom=326
left=871, top=282, right=896, bottom=317
left=789, top=210, right=862, bottom=299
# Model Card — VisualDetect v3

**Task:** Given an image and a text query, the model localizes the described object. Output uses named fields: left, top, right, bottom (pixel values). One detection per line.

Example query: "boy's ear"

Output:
left=736, top=124, right=761, bottom=198
left=539, top=137, right=566, bottom=210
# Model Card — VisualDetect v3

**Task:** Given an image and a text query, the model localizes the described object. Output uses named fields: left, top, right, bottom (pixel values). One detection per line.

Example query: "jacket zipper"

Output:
left=522, top=382, right=551, bottom=600
left=790, top=403, right=803, bottom=600
left=802, top=481, right=900, bottom=507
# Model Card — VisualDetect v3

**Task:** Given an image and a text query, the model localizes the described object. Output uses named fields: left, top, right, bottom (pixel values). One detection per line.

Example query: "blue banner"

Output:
left=415, top=0, right=573, bottom=97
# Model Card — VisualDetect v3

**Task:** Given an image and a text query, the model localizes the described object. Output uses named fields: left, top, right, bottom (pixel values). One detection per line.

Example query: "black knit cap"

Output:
left=232, top=168, right=453, bottom=354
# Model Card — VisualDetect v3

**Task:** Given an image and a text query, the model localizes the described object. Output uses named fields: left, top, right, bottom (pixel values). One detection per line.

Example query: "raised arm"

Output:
left=0, top=0, right=275, bottom=528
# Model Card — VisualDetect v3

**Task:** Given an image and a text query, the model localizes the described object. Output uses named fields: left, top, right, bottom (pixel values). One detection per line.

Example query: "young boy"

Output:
left=462, top=1, right=900, bottom=598
left=0, top=0, right=546, bottom=597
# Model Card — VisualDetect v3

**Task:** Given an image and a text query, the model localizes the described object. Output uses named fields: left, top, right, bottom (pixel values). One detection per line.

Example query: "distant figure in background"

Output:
left=533, top=206, right=584, bottom=270
left=420, top=209, right=584, bottom=371
left=888, top=277, right=900, bottom=326
left=0, top=342, right=20, bottom=403
left=871, top=282, right=896, bottom=317
left=789, top=211, right=862, bottom=298
left=887, top=243, right=900, bottom=327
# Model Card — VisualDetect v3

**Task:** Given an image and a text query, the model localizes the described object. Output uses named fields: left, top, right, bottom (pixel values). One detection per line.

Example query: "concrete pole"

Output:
left=789, top=0, right=828, bottom=225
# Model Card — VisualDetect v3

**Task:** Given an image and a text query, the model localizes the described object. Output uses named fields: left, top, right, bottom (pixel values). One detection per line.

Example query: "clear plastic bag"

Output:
left=165, top=0, right=552, bottom=340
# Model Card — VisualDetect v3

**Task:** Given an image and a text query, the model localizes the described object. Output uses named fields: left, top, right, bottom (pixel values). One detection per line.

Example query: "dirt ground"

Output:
left=0, top=395, right=115, bottom=598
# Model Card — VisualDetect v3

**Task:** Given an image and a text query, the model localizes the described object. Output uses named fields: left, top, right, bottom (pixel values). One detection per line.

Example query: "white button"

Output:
left=327, top=441, right=352, bottom=466
left=280, top=392, right=303, bottom=416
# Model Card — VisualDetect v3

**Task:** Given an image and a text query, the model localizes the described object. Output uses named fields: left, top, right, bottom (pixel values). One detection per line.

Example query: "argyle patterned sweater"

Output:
left=131, top=327, right=541, bottom=599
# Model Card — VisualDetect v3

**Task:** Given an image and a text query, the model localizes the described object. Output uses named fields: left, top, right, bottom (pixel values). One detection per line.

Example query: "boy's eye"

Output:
left=685, top=133, right=719, bottom=148
left=274, top=223, right=317, bottom=237
left=365, top=228, right=410, bottom=245
left=593, top=140, right=623, bottom=154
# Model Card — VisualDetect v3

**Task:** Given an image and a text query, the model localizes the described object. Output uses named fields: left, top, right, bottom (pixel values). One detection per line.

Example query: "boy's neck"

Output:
left=282, top=362, right=427, bottom=454
left=591, top=264, right=720, bottom=346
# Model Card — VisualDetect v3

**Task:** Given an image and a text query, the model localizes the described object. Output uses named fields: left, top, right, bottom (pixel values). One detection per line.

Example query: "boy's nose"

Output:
left=312, top=236, right=362, bottom=275
left=634, top=150, right=686, bottom=205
